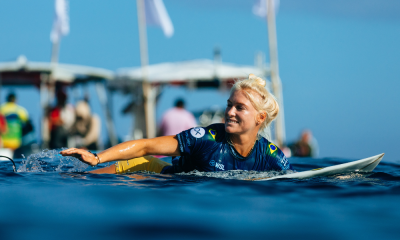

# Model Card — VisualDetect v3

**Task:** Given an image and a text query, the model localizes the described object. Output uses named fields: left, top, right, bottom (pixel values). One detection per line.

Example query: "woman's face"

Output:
left=225, top=90, right=260, bottom=135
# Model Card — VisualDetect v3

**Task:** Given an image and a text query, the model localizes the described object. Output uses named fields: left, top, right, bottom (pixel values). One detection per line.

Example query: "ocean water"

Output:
left=0, top=151, right=399, bottom=240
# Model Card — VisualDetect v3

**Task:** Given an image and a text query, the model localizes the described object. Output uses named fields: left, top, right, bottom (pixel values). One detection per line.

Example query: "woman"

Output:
left=60, top=74, right=293, bottom=174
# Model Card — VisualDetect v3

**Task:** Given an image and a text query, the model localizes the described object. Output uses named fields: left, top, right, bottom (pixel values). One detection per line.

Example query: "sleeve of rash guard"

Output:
left=271, top=150, right=293, bottom=171
left=176, top=127, right=207, bottom=157
left=265, top=141, right=294, bottom=171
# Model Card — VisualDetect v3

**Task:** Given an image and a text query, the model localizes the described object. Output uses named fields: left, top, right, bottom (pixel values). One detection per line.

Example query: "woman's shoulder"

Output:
left=257, top=136, right=271, bottom=145
left=205, top=123, right=225, bottom=140
left=257, top=137, right=282, bottom=154
left=205, top=123, right=225, bottom=131
left=185, top=123, right=225, bottom=142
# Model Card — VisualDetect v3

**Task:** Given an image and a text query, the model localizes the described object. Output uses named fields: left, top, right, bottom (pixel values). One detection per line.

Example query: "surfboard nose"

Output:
left=360, top=153, right=384, bottom=172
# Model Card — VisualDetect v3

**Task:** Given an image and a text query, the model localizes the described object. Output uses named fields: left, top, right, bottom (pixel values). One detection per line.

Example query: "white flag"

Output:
left=50, top=0, right=70, bottom=43
left=253, top=0, right=280, bottom=18
left=145, top=0, right=174, bottom=38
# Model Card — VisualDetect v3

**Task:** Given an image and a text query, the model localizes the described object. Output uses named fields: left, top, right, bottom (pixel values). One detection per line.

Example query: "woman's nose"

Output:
left=226, top=107, right=235, bottom=116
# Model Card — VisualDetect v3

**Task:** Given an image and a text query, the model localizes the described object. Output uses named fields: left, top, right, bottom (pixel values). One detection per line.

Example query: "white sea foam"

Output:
left=177, top=169, right=295, bottom=180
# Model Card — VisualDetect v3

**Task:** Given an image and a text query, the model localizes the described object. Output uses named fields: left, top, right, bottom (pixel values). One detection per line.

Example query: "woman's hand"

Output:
left=60, top=148, right=98, bottom=166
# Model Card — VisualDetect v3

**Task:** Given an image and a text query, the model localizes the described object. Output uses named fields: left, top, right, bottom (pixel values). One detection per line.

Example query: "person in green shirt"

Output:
left=0, top=92, right=29, bottom=150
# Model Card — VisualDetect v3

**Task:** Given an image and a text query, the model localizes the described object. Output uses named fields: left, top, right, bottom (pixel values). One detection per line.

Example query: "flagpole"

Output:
left=49, top=39, right=59, bottom=103
left=266, top=0, right=285, bottom=147
left=136, top=0, right=156, bottom=139
left=41, top=39, right=59, bottom=148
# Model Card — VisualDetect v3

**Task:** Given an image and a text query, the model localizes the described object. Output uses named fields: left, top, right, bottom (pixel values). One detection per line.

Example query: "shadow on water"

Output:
left=0, top=152, right=400, bottom=240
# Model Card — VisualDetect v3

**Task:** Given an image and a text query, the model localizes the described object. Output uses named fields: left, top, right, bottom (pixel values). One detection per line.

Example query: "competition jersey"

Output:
left=162, top=123, right=293, bottom=173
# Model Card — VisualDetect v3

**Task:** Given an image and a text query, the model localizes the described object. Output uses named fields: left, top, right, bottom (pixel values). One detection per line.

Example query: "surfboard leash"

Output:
left=0, top=155, right=17, bottom=172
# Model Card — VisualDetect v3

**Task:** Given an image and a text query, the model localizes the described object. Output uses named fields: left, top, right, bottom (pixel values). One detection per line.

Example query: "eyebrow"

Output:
left=227, top=99, right=247, bottom=107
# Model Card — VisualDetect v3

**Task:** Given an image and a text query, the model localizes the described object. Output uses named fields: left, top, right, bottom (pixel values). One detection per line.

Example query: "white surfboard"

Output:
left=253, top=153, right=385, bottom=181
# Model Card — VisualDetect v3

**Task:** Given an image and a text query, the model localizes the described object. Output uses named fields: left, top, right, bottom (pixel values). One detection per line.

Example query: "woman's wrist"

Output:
left=89, top=151, right=101, bottom=165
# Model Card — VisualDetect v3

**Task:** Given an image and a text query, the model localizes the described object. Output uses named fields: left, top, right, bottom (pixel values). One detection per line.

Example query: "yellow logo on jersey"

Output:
left=209, top=129, right=217, bottom=140
left=269, top=143, right=278, bottom=154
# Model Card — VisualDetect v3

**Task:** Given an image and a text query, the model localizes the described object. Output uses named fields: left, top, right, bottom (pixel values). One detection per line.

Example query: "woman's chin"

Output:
left=225, top=125, right=237, bottom=134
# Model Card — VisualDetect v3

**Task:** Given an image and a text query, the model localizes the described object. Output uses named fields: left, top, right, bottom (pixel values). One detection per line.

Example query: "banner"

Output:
left=145, top=0, right=174, bottom=38
left=50, top=0, right=70, bottom=43
left=253, top=0, right=280, bottom=18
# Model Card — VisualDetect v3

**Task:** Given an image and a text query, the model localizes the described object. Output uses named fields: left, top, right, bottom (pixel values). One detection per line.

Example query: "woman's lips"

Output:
left=226, top=119, right=239, bottom=124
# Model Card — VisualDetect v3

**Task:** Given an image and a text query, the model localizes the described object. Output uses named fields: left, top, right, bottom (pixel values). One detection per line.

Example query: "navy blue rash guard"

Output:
left=161, top=123, right=293, bottom=174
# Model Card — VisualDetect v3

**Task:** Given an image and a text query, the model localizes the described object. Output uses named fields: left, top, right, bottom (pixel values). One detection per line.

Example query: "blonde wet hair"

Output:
left=230, top=74, right=279, bottom=140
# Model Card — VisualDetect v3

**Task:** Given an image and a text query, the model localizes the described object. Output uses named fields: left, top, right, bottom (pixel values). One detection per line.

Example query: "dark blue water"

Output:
left=0, top=151, right=399, bottom=240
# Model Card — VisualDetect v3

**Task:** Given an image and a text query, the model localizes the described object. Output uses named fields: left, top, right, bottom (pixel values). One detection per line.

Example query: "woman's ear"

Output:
left=256, top=112, right=267, bottom=125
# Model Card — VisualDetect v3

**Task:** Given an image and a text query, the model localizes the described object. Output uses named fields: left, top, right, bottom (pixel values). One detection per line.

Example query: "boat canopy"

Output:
left=0, top=55, right=113, bottom=86
left=112, top=59, right=270, bottom=89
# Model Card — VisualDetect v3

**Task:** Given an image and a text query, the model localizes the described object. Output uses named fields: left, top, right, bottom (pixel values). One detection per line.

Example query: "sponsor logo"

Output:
left=281, top=158, right=288, bottom=167
left=216, top=162, right=225, bottom=170
left=191, top=127, right=205, bottom=138
left=209, top=160, right=225, bottom=170
left=209, top=129, right=217, bottom=139
left=312, top=168, right=324, bottom=171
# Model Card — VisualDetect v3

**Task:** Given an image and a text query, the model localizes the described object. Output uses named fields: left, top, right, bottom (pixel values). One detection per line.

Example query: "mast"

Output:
left=266, top=0, right=286, bottom=147
left=41, top=27, right=61, bottom=148
left=136, top=0, right=156, bottom=139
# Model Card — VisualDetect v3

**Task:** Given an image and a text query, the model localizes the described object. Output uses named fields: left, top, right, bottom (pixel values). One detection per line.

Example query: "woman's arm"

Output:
left=60, top=135, right=180, bottom=166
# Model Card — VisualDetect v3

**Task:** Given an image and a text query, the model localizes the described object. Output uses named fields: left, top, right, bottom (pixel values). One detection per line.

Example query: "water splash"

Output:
left=17, top=148, right=89, bottom=173
left=177, top=169, right=295, bottom=180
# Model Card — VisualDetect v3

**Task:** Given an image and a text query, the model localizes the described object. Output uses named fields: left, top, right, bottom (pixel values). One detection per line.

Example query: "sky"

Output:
left=1, top=0, right=400, bottom=162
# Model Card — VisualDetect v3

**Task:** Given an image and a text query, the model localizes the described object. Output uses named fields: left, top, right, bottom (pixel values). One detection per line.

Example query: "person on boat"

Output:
left=69, top=100, right=101, bottom=150
left=48, top=90, right=75, bottom=149
left=0, top=92, right=29, bottom=150
left=0, top=114, right=7, bottom=147
left=60, top=74, right=293, bottom=174
left=158, top=98, right=197, bottom=136
left=288, top=129, right=319, bottom=158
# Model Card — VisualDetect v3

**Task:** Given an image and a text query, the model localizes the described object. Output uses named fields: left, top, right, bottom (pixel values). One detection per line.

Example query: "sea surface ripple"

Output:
left=0, top=151, right=399, bottom=240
